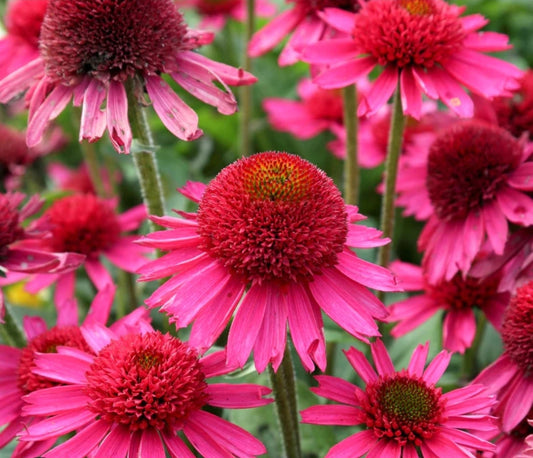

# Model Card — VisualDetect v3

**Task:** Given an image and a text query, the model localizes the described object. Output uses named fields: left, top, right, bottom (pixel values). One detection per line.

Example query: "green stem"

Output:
left=377, top=85, right=406, bottom=269
left=0, top=304, right=26, bottom=347
left=126, top=82, right=166, bottom=223
left=81, top=140, right=108, bottom=197
left=461, top=313, right=487, bottom=382
left=239, top=0, right=255, bottom=157
left=342, top=84, right=359, bottom=205
left=268, top=347, right=302, bottom=458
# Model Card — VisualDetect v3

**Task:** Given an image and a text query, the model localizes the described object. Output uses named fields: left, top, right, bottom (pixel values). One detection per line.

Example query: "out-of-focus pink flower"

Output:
left=248, top=0, right=366, bottom=66
left=19, top=322, right=272, bottom=457
left=0, top=0, right=256, bottom=154
left=474, top=281, right=533, bottom=434
left=0, top=123, right=66, bottom=191
left=417, top=121, right=533, bottom=283
left=301, top=339, right=496, bottom=457
left=302, top=0, right=522, bottom=119
left=26, top=194, right=149, bottom=306
left=48, top=162, right=120, bottom=196
left=137, top=152, right=399, bottom=372
left=0, top=286, right=143, bottom=457
left=178, top=0, right=275, bottom=31
left=387, top=260, right=510, bottom=353
left=0, top=0, right=48, bottom=80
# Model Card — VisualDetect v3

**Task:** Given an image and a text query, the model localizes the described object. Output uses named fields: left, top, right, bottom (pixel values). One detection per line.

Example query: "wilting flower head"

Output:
left=137, top=152, right=398, bottom=372
left=301, top=339, right=496, bottom=457
left=248, top=0, right=365, bottom=66
left=0, top=286, right=122, bottom=457
left=178, top=0, right=275, bottom=31
left=27, top=194, right=148, bottom=305
left=302, top=0, right=522, bottom=119
left=19, top=322, right=272, bottom=457
left=475, top=281, right=533, bottom=433
left=418, top=121, right=533, bottom=283
left=0, top=0, right=48, bottom=80
left=387, top=260, right=510, bottom=353
left=0, top=0, right=256, bottom=154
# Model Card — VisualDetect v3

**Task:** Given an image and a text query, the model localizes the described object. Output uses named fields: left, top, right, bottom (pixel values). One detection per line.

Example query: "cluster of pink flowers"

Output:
left=0, top=0, right=532, bottom=456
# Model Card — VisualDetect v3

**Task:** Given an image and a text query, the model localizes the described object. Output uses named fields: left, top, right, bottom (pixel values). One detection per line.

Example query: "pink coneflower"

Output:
left=178, top=0, right=275, bottom=31
left=26, top=194, right=148, bottom=305
left=302, top=0, right=522, bottom=119
left=474, top=69, right=533, bottom=140
left=248, top=0, right=365, bottom=66
left=0, top=0, right=256, bottom=154
left=0, top=286, right=123, bottom=458
left=0, top=0, right=47, bottom=80
left=474, top=281, right=533, bottom=433
left=387, top=260, right=510, bottom=353
left=137, top=152, right=398, bottom=373
left=301, top=339, right=496, bottom=457
left=418, top=121, right=533, bottom=283
left=20, top=324, right=272, bottom=457
left=483, top=410, right=533, bottom=458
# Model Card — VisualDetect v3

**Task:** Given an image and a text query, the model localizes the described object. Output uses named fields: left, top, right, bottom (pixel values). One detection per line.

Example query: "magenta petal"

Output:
left=105, top=240, right=148, bottom=273
left=106, top=81, right=132, bottom=154
left=314, top=57, right=376, bottom=89
left=162, top=432, right=195, bottom=458
left=325, top=430, right=375, bottom=458
left=1, top=248, right=62, bottom=273
left=85, top=258, right=113, bottom=291
left=80, top=79, right=106, bottom=143
left=206, top=383, right=272, bottom=408
left=407, top=342, right=430, bottom=378
left=370, top=339, right=395, bottom=377
left=81, top=320, right=115, bottom=353
left=367, top=439, right=402, bottom=458
left=508, top=162, right=533, bottom=191
left=23, top=385, right=88, bottom=416
left=358, top=65, right=398, bottom=117
left=145, top=74, right=202, bottom=141
left=400, top=67, right=422, bottom=120
left=425, top=67, right=474, bottom=117
left=137, top=428, right=166, bottom=458
left=301, top=404, right=364, bottom=426
left=301, top=39, right=359, bottom=64
left=438, top=427, right=495, bottom=452
left=23, top=409, right=96, bottom=441
left=420, top=431, right=478, bottom=458
left=422, top=350, right=451, bottom=385
left=43, top=419, right=110, bottom=458
left=93, top=425, right=131, bottom=458
left=343, top=347, right=377, bottom=385
left=248, top=8, right=303, bottom=57
left=286, top=282, right=326, bottom=372
left=336, top=250, right=398, bottom=292
left=442, top=308, right=476, bottom=354
left=482, top=200, right=508, bottom=255
left=319, top=8, right=357, bottom=33
left=496, top=186, right=533, bottom=226
left=22, top=315, right=47, bottom=340
left=503, top=375, right=533, bottom=432
left=311, top=375, right=359, bottom=406
left=32, top=352, right=91, bottom=385
left=0, top=58, right=43, bottom=102
left=473, top=355, right=516, bottom=392
left=227, top=282, right=269, bottom=369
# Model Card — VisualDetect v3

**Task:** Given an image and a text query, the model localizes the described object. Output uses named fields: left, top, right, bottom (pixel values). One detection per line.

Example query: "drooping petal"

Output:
left=106, top=81, right=132, bottom=154
left=80, top=79, right=107, bottom=143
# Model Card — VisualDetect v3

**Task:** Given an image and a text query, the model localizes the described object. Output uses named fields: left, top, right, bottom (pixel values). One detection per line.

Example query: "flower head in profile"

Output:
left=0, top=0, right=48, bottom=80
left=302, top=0, right=522, bottom=119
left=418, top=121, right=533, bottom=283
left=20, top=323, right=271, bottom=457
left=0, top=0, right=256, bottom=154
left=137, top=152, right=398, bottom=373
left=27, top=194, right=148, bottom=305
left=387, top=261, right=510, bottom=353
left=178, top=0, right=275, bottom=31
left=0, top=286, right=124, bottom=457
left=301, top=339, right=496, bottom=457
left=248, top=0, right=365, bottom=66
left=474, top=280, right=533, bottom=434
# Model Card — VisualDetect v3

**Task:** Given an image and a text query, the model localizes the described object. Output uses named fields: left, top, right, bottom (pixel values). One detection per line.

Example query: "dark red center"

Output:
left=426, top=273, right=500, bottom=312
left=0, top=195, right=23, bottom=259
left=501, top=281, right=533, bottom=375
left=17, top=325, right=91, bottom=394
left=85, top=332, right=208, bottom=431
left=304, top=89, right=344, bottom=123
left=353, top=0, right=465, bottom=68
left=197, top=152, right=348, bottom=284
left=195, top=0, right=241, bottom=15
left=363, top=372, right=445, bottom=447
left=39, top=0, right=187, bottom=84
left=6, top=0, right=48, bottom=47
left=426, top=121, right=522, bottom=221
left=293, top=0, right=363, bottom=13
left=45, top=194, right=121, bottom=256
